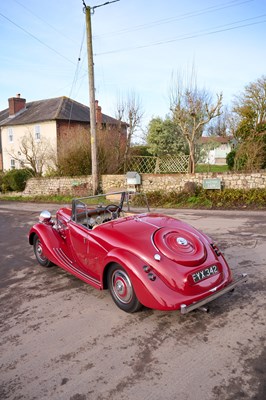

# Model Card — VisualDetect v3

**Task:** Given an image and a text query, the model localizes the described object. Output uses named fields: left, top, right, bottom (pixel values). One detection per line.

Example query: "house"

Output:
left=198, top=136, right=233, bottom=165
left=0, top=94, right=127, bottom=174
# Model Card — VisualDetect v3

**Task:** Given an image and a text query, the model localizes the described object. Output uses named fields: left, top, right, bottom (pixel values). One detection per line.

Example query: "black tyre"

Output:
left=107, top=264, right=142, bottom=313
left=33, top=235, right=53, bottom=267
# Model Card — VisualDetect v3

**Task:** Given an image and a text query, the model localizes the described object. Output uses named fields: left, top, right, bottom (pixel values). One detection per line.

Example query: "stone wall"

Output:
left=23, top=176, right=93, bottom=197
left=140, top=172, right=266, bottom=191
left=23, top=171, right=266, bottom=197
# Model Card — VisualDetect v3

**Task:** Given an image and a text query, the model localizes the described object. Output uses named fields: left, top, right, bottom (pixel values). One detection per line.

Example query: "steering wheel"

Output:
left=104, top=204, right=121, bottom=219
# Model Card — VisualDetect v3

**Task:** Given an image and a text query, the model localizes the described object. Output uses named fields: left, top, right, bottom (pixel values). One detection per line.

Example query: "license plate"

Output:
left=192, top=265, right=219, bottom=283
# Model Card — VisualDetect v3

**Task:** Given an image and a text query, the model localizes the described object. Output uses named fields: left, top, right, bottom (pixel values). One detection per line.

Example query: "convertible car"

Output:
left=29, top=191, right=247, bottom=314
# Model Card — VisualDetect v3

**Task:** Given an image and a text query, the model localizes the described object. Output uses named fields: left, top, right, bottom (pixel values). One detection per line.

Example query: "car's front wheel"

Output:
left=33, top=235, right=53, bottom=267
left=107, top=264, right=142, bottom=313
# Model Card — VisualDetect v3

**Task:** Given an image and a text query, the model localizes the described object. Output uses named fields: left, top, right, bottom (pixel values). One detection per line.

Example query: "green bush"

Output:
left=226, top=150, right=236, bottom=170
left=0, top=172, right=4, bottom=192
left=1, top=169, right=32, bottom=192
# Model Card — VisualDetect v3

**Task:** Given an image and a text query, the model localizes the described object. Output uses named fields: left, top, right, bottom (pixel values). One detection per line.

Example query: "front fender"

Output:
left=29, top=224, right=68, bottom=266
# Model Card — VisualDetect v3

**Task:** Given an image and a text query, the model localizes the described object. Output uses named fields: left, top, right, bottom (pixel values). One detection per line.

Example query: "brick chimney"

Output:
left=8, top=94, right=26, bottom=116
left=95, top=100, right=102, bottom=125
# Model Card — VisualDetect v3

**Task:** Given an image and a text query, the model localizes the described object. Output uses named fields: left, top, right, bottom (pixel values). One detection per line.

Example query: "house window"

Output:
left=8, top=127, right=13, bottom=143
left=35, top=125, right=41, bottom=141
left=10, top=159, right=15, bottom=169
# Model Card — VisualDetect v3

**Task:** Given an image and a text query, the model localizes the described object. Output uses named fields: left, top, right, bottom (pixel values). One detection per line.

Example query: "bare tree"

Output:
left=206, top=105, right=232, bottom=137
left=57, top=133, right=91, bottom=176
left=233, top=75, right=266, bottom=128
left=9, top=129, right=56, bottom=176
left=170, top=71, right=223, bottom=173
left=115, top=91, right=144, bottom=172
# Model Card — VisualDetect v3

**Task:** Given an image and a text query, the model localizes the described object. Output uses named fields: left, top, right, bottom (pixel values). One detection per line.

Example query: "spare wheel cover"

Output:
left=153, top=228, right=207, bottom=266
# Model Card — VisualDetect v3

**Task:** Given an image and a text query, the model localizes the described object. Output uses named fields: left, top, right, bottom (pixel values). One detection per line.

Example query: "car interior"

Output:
left=71, top=191, right=149, bottom=229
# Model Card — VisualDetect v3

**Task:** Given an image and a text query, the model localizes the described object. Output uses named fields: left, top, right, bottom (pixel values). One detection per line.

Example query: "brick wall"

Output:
left=23, top=171, right=266, bottom=197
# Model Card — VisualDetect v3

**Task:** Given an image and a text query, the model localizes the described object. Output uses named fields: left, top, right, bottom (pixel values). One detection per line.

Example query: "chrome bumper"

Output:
left=180, top=273, right=248, bottom=315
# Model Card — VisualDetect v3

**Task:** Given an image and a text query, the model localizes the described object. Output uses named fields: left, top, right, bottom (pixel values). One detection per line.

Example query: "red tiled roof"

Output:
left=198, top=136, right=233, bottom=144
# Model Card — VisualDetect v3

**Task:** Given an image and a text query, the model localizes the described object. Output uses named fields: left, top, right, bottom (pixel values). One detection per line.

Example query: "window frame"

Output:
left=10, top=159, right=15, bottom=169
left=35, top=125, right=41, bottom=141
left=8, top=127, right=14, bottom=143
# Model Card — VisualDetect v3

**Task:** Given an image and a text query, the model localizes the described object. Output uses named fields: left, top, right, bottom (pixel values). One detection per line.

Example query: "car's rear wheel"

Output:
left=107, top=264, right=142, bottom=313
left=33, top=235, right=53, bottom=267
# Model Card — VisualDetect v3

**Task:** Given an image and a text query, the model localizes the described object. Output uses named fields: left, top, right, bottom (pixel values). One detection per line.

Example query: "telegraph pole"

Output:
left=83, top=1, right=120, bottom=195
left=84, top=3, right=98, bottom=194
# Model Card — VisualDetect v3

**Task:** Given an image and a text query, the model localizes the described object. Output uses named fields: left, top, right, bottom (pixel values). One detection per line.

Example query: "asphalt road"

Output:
left=0, top=202, right=265, bottom=400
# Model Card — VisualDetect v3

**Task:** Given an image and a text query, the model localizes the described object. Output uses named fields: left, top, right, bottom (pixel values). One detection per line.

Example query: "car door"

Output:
left=67, top=222, right=89, bottom=271
left=67, top=222, right=106, bottom=285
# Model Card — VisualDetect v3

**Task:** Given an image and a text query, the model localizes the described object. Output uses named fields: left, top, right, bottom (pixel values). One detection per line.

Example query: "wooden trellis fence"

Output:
left=127, top=155, right=189, bottom=174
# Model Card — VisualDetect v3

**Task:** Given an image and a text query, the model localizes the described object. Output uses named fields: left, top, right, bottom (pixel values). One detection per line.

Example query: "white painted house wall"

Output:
left=205, top=143, right=232, bottom=165
left=1, top=121, right=57, bottom=173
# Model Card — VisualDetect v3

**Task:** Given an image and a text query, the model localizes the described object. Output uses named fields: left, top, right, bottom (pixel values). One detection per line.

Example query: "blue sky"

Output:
left=0, top=0, right=265, bottom=131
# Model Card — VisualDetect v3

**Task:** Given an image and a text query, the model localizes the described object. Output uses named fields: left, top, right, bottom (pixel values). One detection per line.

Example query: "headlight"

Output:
left=39, top=210, right=52, bottom=224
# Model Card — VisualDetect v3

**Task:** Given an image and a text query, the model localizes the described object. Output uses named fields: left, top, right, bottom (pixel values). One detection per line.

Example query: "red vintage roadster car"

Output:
left=29, top=191, right=247, bottom=314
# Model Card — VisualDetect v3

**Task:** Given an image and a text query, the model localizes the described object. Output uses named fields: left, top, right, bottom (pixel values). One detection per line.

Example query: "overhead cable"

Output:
left=95, top=14, right=266, bottom=56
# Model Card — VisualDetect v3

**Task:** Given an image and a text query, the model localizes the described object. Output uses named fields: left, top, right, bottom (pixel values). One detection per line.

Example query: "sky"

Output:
left=0, top=0, right=266, bottom=137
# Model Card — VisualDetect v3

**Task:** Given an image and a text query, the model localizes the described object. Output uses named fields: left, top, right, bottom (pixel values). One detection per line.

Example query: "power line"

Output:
left=0, top=5, right=88, bottom=105
left=95, top=14, right=266, bottom=56
left=69, top=24, right=86, bottom=100
left=94, top=0, right=255, bottom=39
left=91, top=0, right=120, bottom=13
left=12, top=0, right=78, bottom=44
left=0, top=11, right=76, bottom=65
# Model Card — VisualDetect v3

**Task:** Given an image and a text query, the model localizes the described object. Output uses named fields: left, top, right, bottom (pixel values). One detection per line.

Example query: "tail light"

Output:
left=211, top=243, right=221, bottom=256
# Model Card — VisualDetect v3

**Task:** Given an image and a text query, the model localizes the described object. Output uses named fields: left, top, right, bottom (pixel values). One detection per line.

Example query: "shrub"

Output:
left=142, top=188, right=266, bottom=209
left=183, top=181, right=198, bottom=195
left=0, top=172, right=4, bottom=192
left=226, top=150, right=236, bottom=170
left=57, top=145, right=92, bottom=176
left=1, top=169, right=32, bottom=192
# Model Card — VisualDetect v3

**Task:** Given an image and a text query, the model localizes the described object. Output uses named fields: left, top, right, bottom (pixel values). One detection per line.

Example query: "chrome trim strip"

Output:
left=54, top=248, right=101, bottom=286
left=180, top=273, right=248, bottom=314
left=55, top=248, right=73, bottom=268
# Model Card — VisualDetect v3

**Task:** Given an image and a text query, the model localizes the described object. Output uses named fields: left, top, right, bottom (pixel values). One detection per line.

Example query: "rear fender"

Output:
left=104, top=248, right=184, bottom=310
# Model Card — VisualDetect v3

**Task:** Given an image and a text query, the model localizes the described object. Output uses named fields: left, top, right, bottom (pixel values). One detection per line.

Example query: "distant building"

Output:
left=198, top=136, right=233, bottom=165
left=0, top=94, right=127, bottom=173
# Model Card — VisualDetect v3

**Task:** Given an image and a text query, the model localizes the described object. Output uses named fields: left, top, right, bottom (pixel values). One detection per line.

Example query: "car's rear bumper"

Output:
left=180, top=273, right=248, bottom=314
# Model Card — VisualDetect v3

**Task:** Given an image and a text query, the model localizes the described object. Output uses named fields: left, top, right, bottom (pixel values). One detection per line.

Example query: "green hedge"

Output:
left=0, top=169, right=32, bottom=192
left=141, top=188, right=266, bottom=209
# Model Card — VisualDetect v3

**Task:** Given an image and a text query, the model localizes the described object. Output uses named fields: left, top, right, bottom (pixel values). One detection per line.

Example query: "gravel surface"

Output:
left=0, top=203, right=265, bottom=400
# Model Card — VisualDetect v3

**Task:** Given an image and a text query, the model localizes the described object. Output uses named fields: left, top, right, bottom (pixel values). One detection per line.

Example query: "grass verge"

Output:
left=195, top=164, right=228, bottom=173
left=0, top=188, right=266, bottom=209
left=134, top=188, right=266, bottom=209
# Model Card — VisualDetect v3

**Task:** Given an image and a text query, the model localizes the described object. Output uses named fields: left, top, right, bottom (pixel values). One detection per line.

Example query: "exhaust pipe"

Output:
left=198, top=306, right=209, bottom=313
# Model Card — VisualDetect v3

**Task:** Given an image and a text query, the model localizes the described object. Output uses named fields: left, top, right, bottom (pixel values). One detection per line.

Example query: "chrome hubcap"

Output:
left=37, top=244, right=42, bottom=255
left=115, top=280, right=124, bottom=293
left=36, top=240, right=46, bottom=261
left=112, top=270, right=133, bottom=304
